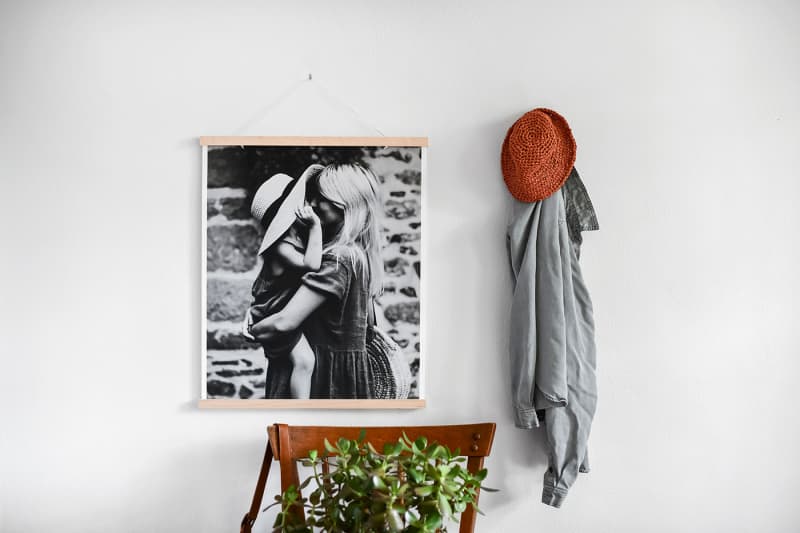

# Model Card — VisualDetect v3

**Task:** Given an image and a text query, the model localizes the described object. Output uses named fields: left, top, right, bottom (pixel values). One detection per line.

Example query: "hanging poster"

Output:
left=199, top=137, right=427, bottom=408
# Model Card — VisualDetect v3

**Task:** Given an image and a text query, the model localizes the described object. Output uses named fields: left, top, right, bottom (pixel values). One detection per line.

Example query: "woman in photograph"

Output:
left=250, top=163, right=384, bottom=399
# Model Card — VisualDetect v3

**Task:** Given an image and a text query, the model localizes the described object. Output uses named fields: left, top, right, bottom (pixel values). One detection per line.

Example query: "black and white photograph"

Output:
left=202, top=139, right=425, bottom=404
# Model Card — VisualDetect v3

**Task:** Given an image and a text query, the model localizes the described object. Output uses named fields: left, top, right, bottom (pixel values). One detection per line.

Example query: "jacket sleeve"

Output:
left=539, top=192, right=598, bottom=508
left=506, top=195, right=569, bottom=429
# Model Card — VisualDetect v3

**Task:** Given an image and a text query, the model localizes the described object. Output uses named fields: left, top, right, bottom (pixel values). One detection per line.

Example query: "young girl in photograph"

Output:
left=243, top=164, right=325, bottom=399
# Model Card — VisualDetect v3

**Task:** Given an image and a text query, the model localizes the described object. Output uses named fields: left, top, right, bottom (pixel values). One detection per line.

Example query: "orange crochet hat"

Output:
left=501, top=108, right=576, bottom=202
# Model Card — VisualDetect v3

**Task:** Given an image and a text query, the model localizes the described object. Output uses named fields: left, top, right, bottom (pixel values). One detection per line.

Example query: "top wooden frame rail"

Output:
left=199, top=136, right=428, bottom=147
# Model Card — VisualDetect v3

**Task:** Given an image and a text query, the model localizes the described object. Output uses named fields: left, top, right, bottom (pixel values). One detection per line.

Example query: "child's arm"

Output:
left=274, top=206, right=322, bottom=271
left=299, top=206, right=322, bottom=271
left=241, top=308, right=256, bottom=341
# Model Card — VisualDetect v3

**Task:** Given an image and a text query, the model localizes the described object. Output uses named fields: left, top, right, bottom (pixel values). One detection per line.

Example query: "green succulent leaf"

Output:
left=414, top=485, right=435, bottom=497
left=407, top=468, right=424, bottom=484
left=338, top=437, right=351, bottom=453
left=438, top=491, right=453, bottom=519
left=423, top=510, right=443, bottom=531
left=387, top=508, right=404, bottom=532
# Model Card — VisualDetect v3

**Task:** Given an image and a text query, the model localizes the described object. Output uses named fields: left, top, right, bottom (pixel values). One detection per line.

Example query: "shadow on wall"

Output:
left=206, top=146, right=422, bottom=399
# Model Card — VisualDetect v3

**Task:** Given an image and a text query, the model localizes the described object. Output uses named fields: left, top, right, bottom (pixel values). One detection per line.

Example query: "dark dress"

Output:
left=263, top=251, right=375, bottom=399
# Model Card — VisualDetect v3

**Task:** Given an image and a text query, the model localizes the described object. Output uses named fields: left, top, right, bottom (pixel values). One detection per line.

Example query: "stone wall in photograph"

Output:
left=205, top=146, right=422, bottom=399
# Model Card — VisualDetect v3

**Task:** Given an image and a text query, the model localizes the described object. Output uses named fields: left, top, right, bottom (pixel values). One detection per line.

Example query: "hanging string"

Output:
left=310, top=75, right=387, bottom=137
left=231, top=77, right=306, bottom=136
left=231, top=74, right=386, bottom=138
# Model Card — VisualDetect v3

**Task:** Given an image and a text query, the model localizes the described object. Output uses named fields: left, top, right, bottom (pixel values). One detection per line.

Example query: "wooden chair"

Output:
left=241, top=423, right=496, bottom=533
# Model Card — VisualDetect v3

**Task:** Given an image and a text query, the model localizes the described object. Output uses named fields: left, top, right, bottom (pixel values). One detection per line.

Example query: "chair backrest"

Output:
left=269, top=422, right=496, bottom=533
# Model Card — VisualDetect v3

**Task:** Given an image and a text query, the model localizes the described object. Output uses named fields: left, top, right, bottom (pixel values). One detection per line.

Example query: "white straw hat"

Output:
left=251, top=164, right=324, bottom=255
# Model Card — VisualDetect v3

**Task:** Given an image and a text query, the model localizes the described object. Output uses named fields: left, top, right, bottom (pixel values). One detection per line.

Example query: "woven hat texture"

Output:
left=251, top=164, right=324, bottom=255
left=366, top=326, right=412, bottom=400
left=501, top=108, right=576, bottom=202
left=251, top=174, right=293, bottom=221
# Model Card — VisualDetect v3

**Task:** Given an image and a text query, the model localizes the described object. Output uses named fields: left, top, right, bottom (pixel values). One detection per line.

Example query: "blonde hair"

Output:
left=317, top=163, right=383, bottom=298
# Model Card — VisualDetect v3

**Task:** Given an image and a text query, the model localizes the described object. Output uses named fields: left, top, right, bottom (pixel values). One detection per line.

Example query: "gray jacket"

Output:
left=506, top=168, right=599, bottom=507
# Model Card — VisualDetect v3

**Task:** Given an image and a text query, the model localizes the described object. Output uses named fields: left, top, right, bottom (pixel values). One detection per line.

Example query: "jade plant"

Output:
left=267, top=431, right=495, bottom=532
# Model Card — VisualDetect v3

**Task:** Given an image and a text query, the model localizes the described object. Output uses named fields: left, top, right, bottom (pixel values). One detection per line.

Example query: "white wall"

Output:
left=2, top=1, right=799, bottom=531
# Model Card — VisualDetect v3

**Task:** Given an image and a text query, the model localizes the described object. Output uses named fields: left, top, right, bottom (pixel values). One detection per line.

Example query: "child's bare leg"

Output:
left=289, top=334, right=315, bottom=400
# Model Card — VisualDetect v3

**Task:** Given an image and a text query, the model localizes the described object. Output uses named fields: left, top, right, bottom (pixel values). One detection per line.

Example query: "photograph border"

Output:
left=199, top=136, right=428, bottom=409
